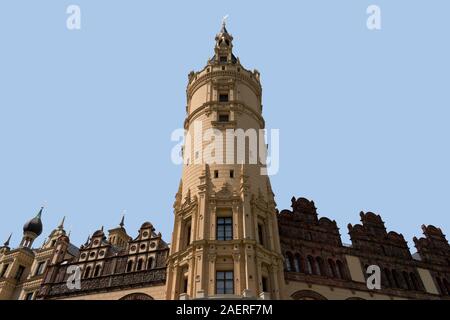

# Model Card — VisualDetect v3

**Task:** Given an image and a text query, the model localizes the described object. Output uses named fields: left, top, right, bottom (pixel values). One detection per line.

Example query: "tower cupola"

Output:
left=20, top=207, right=44, bottom=248
left=212, top=17, right=237, bottom=64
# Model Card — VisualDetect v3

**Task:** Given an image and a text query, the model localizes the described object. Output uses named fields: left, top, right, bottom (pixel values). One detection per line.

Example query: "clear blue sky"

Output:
left=0, top=1, right=449, bottom=251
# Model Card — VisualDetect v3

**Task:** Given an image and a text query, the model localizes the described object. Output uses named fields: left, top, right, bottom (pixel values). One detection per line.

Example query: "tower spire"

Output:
left=58, top=216, right=66, bottom=230
left=119, top=215, right=125, bottom=228
left=84, top=235, right=90, bottom=246
left=3, top=233, right=12, bottom=247
left=212, top=15, right=235, bottom=65
left=221, top=14, right=229, bottom=33
left=36, top=206, right=44, bottom=219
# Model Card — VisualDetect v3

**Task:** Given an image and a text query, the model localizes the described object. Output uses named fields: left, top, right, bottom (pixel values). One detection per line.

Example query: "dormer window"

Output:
left=220, top=56, right=227, bottom=63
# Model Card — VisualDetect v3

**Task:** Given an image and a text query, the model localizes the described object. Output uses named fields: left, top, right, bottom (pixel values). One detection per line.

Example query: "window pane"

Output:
left=226, top=272, right=233, bottom=279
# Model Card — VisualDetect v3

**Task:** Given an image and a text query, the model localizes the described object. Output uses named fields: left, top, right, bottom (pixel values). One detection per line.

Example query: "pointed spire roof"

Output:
left=212, top=16, right=237, bottom=65
left=119, top=215, right=125, bottom=228
left=36, top=206, right=43, bottom=219
left=58, top=216, right=66, bottom=230
left=221, top=15, right=229, bottom=34
left=84, top=235, right=90, bottom=246
left=3, top=233, right=12, bottom=247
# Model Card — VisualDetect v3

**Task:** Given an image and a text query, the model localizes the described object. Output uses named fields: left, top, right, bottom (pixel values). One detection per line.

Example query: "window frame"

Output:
left=218, top=113, right=230, bottom=122
left=35, top=261, right=46, bottom=276
left=216, top=217, right=233, bottom=241
left=15, top=265, right=25, bottom=280
left=25, top=292, right=34, bottom=300
left=219, top=93, right=229, bottom=102
left=216, top=271, right=234, bottom=295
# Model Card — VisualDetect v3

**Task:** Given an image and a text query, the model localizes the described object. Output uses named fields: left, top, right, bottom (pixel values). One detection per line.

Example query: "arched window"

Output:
left=384, top=268, right=393, bottom=288
left=83, top=266, right=91, bottom=279
left=137, top=259, right=144, bottom=271
left=410, top=272, right=420, bottom=291
left=315, top=257, right=324, bottom=276
left=293, top=254, right=301, bottom=272
left=392, top=270, right=401, bottom=288
left=307, top=256, right=314, bottom=275
left=443, top=279, right=450, bottom=296
left=284, top=256, right=291, bottom=271
left=286, top=252, right=294, bottom=272
left=336, top=260, right=345, bottom=279
left=93, top=265, right=101, bottom=277
left=126, top=260, right=134, bottom=273
left=328, top=259, right=337, bottom=278
left=147, top=257, right=154, bottom=270
left=295, top=254, right=303, bottom=273
left=436, top=277, right=448, bottom=295
left=402, top=271, right=411, bottom=290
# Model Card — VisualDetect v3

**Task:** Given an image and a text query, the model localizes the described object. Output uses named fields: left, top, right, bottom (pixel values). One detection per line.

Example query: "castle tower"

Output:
left=166, top=22, right=284, bottom=300
left=20, top=207, right=44, bottom=249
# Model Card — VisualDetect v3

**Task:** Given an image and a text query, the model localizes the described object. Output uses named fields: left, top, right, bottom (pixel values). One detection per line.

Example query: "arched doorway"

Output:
left=119, top=293, right=154, bottom=300
left=291, top=290, right=327, bottom=300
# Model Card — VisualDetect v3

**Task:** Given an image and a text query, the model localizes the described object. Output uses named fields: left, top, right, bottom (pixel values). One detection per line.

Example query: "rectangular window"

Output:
left=218, top=113, right=229, bottom=122
left=35, top=261, right=46, bottom=276
left=214, top=170, right=219, bottom=178
left=182, top=277, right=188, bottom=294
left=220, top=56, right=227, bottom=63
left=262, top=276, right=269, bottom=292
left=216, top=271, right=234, bottom=294
left=15, top=265, right=25, bottom=281
left=0, top=264, right=9, bottom=278
left=186, top=225, right=191, bottom=246
left=25, top=292, right=34, bottom=300
left=217, top=217, right=233, bottom=241
left=258, top=224, right=265, bottom=246
left=229, top=170, right=234, bottom=178
left=219, top=94, right=229, bottom=102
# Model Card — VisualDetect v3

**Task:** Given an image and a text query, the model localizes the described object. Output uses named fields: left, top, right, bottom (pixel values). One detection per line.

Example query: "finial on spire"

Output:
left=119, top=210, right=126, bottom=227
left=36, top=206, right=44, bottom=219
left=222, top=15, right=229, bottom=27
left=58, top=216, right=66, bottom=230
left=68, top=230, right=71, bottom=238
left=4, top=233, right=12, bottom=247
left=221, top=15, right=229, bottom=33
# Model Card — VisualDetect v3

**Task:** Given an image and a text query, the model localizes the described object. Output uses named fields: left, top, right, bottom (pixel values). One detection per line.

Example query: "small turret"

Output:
left=20, top=207, right=44, bottom=248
